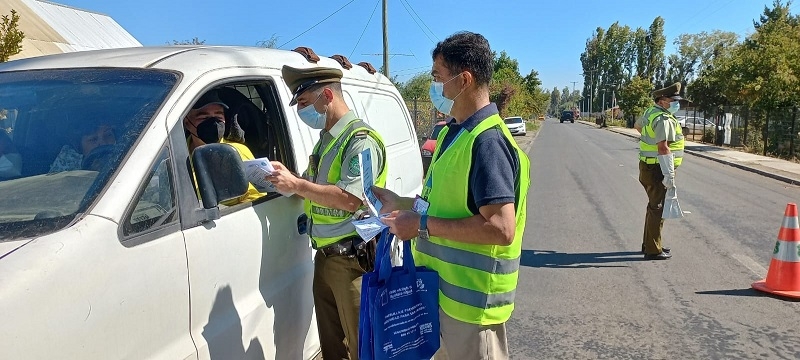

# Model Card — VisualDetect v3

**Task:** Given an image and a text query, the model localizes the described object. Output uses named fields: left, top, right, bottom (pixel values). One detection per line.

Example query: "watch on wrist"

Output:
left=417, top=214, right=429, bottom=241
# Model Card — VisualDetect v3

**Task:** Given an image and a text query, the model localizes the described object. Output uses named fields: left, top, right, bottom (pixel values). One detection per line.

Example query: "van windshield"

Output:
left=0, top=68, right=178, bottom=240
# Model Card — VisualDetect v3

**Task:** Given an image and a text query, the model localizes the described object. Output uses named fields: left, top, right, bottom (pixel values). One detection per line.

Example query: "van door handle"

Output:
left=297, top=214, right=308, bottom=235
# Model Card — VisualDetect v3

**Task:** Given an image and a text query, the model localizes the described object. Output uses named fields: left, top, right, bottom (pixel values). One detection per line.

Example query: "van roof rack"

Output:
left=357, top=62, right=377, bottom=74
left=331, top=55, right=353, bottom=70
left=292, top=47, right=320, bottom=63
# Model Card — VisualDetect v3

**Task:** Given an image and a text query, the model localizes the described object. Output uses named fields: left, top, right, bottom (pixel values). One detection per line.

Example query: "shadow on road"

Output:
left=696, top=288, right=800, bottom=301
left=520, top=249, right=645, bottom=269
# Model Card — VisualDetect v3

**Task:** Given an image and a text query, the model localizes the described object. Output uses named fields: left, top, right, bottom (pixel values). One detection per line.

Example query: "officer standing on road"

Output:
left=266, top=65, right=386, bottom=360
left=375, top=31, right=531, bottom=360
left=634, top=82, right=685, bottom=260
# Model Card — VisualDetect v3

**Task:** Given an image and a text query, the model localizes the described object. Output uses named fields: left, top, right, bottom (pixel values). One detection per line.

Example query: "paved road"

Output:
left=507, top=118, right=800, bottom=359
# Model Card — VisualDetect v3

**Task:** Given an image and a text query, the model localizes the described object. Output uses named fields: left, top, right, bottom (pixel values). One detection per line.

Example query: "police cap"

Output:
left=282, top=65, right=344, bottom=105
left=651, top=82, right=683, bottom=101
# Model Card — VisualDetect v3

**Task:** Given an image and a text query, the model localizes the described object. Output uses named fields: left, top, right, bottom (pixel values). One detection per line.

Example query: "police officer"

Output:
left=375, top=31, right=530, bottom=360
left=634, top=82, right=685, bottom=260
left=266, top=65, right=386, bottom=360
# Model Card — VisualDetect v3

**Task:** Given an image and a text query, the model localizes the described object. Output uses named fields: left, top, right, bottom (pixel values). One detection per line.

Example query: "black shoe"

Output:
left=644, top=252, right=672, bottom=260
left=641, top=245, right=671, bottom=254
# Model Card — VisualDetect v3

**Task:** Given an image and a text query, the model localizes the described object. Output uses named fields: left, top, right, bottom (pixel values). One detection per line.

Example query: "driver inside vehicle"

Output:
left=49, top=123, right=117, bottom=173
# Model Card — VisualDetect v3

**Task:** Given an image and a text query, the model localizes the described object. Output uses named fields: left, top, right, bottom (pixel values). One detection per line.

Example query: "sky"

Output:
left=54, top=0, right=794, bottom=92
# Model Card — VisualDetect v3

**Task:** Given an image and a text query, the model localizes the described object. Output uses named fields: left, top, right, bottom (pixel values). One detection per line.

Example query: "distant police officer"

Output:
left=635, top=82, right=685, bottom=260
left=266, top=65, right=386, bottom=360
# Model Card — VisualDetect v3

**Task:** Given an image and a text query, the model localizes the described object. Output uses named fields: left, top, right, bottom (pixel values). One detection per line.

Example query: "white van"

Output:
left=0, top=46, right=423, bottom=359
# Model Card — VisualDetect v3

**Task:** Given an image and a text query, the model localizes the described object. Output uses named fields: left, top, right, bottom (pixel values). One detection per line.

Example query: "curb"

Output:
left=600, top=126, right=800, bottom=186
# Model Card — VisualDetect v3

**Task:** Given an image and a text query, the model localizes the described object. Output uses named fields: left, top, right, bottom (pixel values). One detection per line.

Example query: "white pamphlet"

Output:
left=242, top=158, right=294, bottom=197
left=352, top=149, right=388, bottom=241
left=358, top=149, right=383, bottom=217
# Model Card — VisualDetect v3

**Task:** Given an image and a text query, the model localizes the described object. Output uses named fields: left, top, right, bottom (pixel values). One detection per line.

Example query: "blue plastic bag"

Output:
left=359, top=228, right=440, bottom=360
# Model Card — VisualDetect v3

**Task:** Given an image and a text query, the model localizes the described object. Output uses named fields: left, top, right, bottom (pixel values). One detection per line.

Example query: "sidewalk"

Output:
left=578, top=120, right=800, bottom=186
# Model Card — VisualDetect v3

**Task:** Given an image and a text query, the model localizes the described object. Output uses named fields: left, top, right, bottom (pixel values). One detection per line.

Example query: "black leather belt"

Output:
left=319, top=237, right=358, bottom=257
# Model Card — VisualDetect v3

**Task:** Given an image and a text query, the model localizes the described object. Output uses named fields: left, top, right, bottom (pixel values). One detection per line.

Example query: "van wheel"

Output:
left=571, top=120, right=575, bottom=123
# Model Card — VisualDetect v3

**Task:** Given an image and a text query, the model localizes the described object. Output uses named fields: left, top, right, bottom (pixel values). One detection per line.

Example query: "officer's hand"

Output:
left=381, top=210, right=421, bottom=241
left=266, top=165, right=301, bottom=193
left=371, top=186, right=401, bottom=213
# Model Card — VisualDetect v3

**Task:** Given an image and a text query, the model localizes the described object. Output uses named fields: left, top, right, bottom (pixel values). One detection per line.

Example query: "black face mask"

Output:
left=196, top=117, right=225, bottom=144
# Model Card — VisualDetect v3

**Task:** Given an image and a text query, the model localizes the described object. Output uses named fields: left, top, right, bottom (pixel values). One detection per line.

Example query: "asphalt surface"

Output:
left=507, top=118, right=800, bottom=360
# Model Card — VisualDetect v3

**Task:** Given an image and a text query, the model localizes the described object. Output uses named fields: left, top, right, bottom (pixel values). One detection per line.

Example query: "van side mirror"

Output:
left=191, top=143, right=249, bottom=209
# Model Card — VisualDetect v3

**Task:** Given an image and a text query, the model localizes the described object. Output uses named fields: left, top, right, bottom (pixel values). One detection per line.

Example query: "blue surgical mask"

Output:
left=297, top=93, right=327, bottom=129
left=668, top=101, right=680, bottom=114
left=429, top=73, right=464, bottom=115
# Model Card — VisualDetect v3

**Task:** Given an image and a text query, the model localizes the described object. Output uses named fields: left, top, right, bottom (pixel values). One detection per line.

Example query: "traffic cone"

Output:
left=752, top=203, right=800, bottom=299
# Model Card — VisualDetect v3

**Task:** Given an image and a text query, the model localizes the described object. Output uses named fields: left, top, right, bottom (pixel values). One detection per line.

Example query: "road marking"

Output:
left=732, top=253, right=768, bottom=278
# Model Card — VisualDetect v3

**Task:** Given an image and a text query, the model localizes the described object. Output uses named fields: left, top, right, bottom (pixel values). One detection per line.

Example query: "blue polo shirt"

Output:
left=435, top=103, right=518, bottom=214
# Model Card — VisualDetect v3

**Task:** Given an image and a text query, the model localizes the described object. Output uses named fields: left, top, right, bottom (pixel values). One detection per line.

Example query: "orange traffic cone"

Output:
left=752, top=203, right=800, bottom=298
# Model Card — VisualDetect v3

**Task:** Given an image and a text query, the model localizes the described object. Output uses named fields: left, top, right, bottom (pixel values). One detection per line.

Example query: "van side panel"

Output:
left=0, top=217, right=194, bottom=359
left=349, top=87, right=424, bottom=198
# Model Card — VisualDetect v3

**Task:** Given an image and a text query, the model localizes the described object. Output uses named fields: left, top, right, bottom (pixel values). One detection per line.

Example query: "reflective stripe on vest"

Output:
left=415, top=113, right=530, bottom=325
left=304, top=119, right=387, bottom=248
left=638, top=106, right=685, bottom=167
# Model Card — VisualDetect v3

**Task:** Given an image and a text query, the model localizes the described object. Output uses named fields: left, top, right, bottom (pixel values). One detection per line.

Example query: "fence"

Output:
left=676, top=106, right=800, bottom=159
left=405, top=98, right=444, bottom=146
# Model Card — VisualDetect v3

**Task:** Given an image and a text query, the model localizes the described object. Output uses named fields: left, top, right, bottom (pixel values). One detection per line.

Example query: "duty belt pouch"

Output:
left=355, top=237, right=377, bottom=273
left=353, top=212, right=378, bottom=272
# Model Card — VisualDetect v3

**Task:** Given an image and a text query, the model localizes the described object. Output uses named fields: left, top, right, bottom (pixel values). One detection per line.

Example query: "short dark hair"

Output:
left=432, top=31, right=493, bottom=86
left=309, top=82, right=343, bottom=97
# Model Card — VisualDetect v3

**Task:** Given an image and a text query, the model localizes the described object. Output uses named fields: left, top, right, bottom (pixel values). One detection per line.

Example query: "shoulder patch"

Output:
left=348, top=156, right=361, bottom=176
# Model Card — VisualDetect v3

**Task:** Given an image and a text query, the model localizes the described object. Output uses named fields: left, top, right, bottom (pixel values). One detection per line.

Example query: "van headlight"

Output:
left=421, top=149, right=433, bottom=157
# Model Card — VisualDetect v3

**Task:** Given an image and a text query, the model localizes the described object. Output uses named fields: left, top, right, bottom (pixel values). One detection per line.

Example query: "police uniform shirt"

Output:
left=436, top=103, right=517, bottom=214
left=651, top=107, right=678, bottom=143
left=314, top=110, right=383, bottom=198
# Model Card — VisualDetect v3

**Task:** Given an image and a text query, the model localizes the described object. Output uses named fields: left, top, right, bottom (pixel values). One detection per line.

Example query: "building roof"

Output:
left=2, top=0, right=140, bottom=61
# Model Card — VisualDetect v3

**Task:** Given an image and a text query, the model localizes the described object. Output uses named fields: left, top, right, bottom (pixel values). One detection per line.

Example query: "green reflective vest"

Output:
left=639, top=106, right=684, bottom=166
left=415, top=114, right=531, bottom=325
left=304, top=119, right=387, bottom=249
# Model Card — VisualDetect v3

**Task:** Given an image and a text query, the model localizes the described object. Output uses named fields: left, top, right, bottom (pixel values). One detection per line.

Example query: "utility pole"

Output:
left=382, top=0, right=389, bottom=77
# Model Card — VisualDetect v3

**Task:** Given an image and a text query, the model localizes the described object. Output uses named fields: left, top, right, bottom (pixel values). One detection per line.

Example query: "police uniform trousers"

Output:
left=638, top=161, right=668, bottom=254
left=313, top=250, right=366, bottom=360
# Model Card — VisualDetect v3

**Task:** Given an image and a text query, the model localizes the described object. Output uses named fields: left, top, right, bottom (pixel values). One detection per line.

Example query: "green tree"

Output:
left=170, top=37, right=205, bottom=45
left=256, top=34, right=279, bottom=48
left=0, top=9, right=24, bottom=62
left=549, top=87, right=561, bottom=116
left=618, top=76, right=653, bottom=125
left=645, top=17, right=667, bottom=87
left=400, top=73, right=431, bottom=101
left=665, top=30, right=739, bottom=84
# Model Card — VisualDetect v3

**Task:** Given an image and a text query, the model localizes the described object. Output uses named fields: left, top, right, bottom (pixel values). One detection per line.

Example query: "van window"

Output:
left=358, top=92, right=411, bottom=146
left=182, top=81, right=295, bottom=209
left=123, top=147, right=177, bottom=237
left=0, top=68, right=177, bottom=240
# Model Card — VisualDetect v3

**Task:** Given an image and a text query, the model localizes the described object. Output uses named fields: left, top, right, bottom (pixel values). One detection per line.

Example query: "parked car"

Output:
left=504, top=116, right=526, bottom=136
left=0, top=45, right=424, bottom=359
left=560, top=111, right=575, bottom=123
left=678, top=116, right=719, bottom=135
left=421, top=120, right=447, bottom=174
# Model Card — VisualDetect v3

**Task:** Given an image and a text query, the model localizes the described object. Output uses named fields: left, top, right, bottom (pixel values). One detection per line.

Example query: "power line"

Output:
left=397, top=0, right=436, bottom=44
left=400, top=0, right=438, bottom=41
left=278, top=0, right=357, bottom=49
left=350, top=0, right=382, bottom=58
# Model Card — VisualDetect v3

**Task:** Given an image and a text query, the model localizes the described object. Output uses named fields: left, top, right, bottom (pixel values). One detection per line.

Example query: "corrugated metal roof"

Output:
left=4, top=0, right=140, bottom=60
